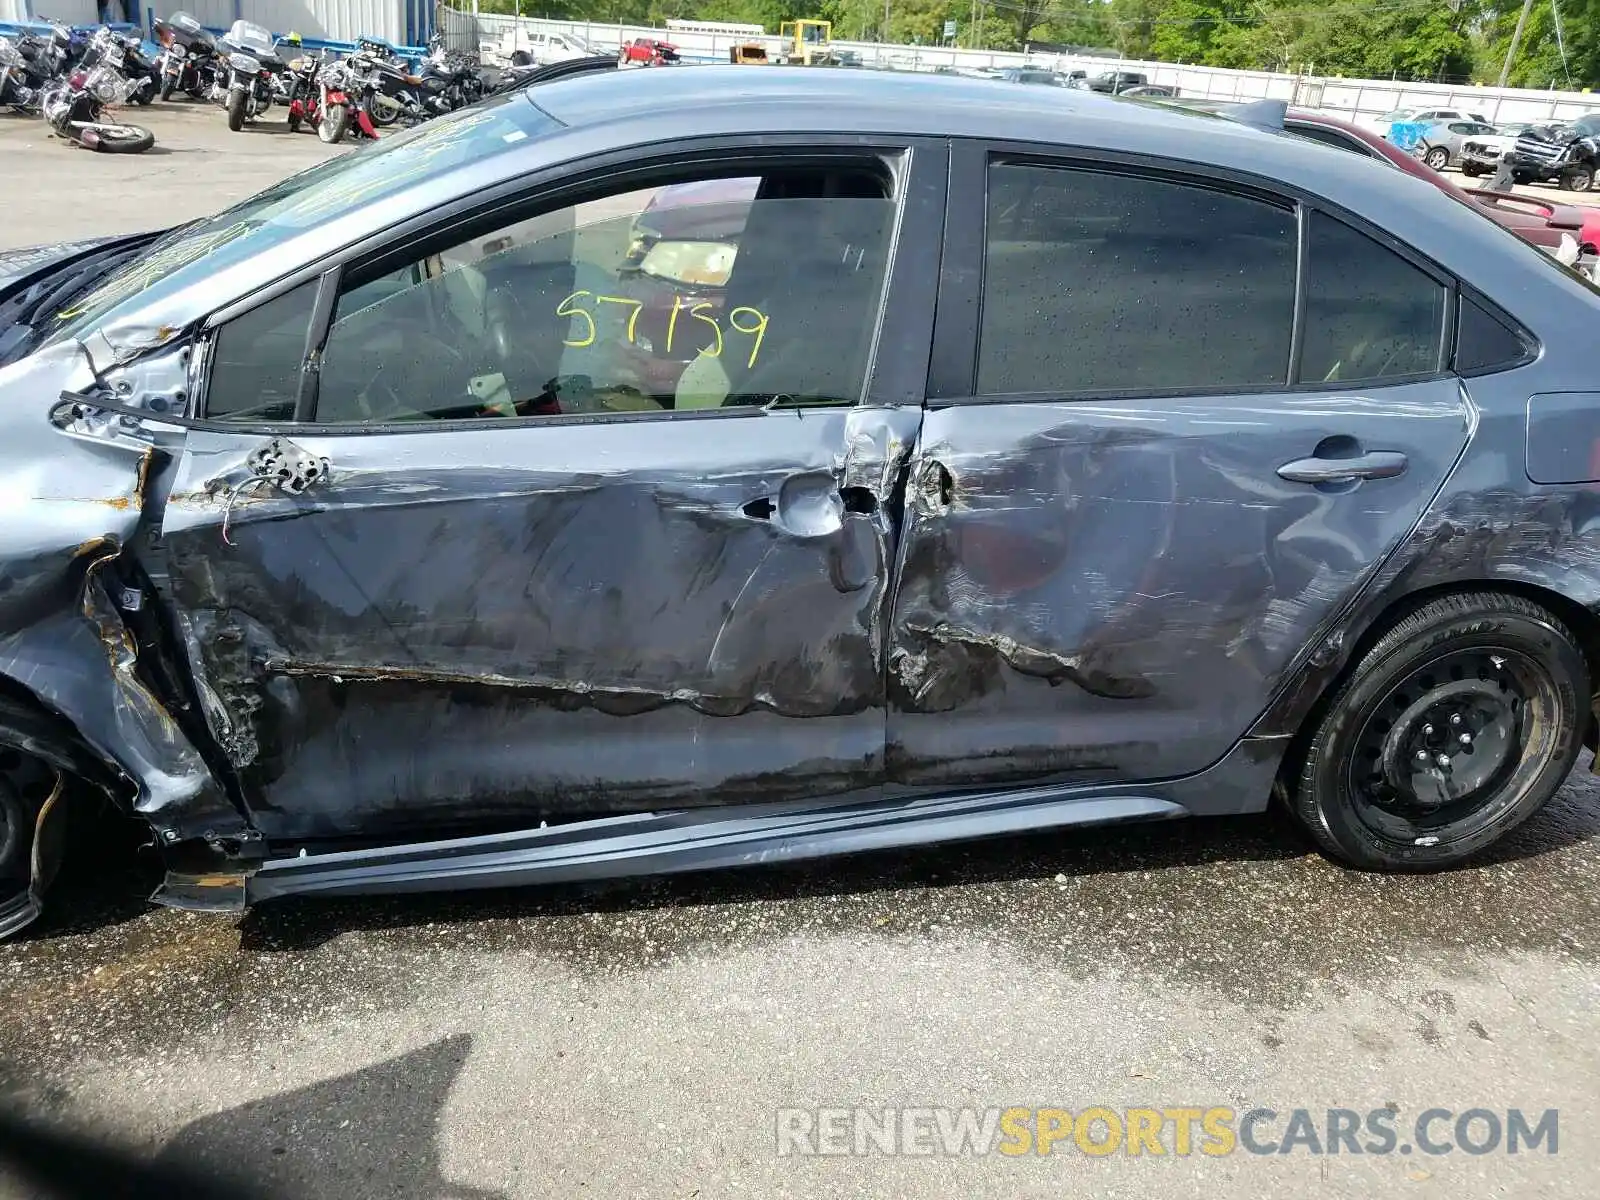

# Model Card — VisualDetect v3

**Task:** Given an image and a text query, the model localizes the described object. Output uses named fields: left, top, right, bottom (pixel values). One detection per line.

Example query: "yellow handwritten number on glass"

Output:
left=595, top=295, right=644, bottom=343
left=690, top=303, right=723, bottom=359
left=557, top=291, right=596, bottom=348
left=728, top=307, right=769, bottom=370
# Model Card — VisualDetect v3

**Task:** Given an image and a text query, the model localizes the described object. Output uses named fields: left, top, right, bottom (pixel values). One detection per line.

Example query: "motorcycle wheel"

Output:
left=317, top=102, right=348, bottom=144
left=287, top=109, right=301, bottom=133
left=364, top=93, right=399, bottom=127
left=77, top=123, right=155, bottom=154
left=133, top=76, right=154, bottom=105
left=159, top=75, right=175, bottom=102
left=226, top=86, right=246, bottom=131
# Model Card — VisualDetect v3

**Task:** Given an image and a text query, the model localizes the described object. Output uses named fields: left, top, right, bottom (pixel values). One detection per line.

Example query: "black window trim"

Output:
left=190, top=134, right=949, bottom=435
left=929, top=139, right=1459, bottom=407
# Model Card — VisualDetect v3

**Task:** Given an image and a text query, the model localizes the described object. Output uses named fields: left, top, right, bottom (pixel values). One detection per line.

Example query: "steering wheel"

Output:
left=341, top=317, right=474, bottom=421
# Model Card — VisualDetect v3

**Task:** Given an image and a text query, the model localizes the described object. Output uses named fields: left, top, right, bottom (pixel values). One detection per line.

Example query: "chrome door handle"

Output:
left=1277, top=450, right=1408, bottom=485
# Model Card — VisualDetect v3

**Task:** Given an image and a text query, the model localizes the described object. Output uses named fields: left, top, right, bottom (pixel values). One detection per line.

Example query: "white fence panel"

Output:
left=460, top=10, right=1600, bottom=123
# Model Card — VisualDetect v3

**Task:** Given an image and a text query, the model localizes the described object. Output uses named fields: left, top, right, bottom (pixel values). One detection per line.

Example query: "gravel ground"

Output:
left=1, top=97, right=1599, bottom=1200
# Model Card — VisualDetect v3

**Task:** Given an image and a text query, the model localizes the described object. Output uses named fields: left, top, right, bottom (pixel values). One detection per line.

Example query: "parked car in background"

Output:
left=995, top=66, right=1067, bottom=86
left=1370, top=105, right=1490, bottom=136
left=619, top=38, right=679, bottom=66
left=1413, top=119, right=1499, bottom=170
left=1087, top=69, right=1146, bottom=93
left=1118, top=83, right=1178, bottom=98
left=6, top=71, right=1600, bottom=938
left=1161, top=98, right=1600, bottom=255
left=1504, top=114, right=1600, bottom=191
left=1459, top=122, right=1533, bottom=175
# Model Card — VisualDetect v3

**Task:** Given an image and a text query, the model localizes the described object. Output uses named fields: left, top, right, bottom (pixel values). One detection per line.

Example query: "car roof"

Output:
left=89, top=66, right=1600, bottom=354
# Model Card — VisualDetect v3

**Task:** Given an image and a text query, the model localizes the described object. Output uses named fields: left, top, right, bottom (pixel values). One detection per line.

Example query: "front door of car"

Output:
left=885, top=149, right=1471, bottom=790
left=154, top=145, right=942, bottom=844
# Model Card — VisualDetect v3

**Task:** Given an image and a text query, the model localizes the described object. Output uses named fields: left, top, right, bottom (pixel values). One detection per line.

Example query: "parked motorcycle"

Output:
left=281, top=47, right=320, bottom=132
left=39, top=60, right=155, bottom=153
left=216, top=18, right=287, bottom=131
left=302, top=57, right=378, bottom=144
left=152, top=11, right=220, bottom=101
left=0, top=21, right=74, bottom=111
left=72, top=26, right=154, bottom=107
left=0, top=37, right=35, bottom=112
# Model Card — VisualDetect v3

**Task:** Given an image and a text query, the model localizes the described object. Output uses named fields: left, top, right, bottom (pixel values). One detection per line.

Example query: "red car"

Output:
left=1283, top=109, right=1600, bottom=255
left=618, top=38, right=680, bottom=66
left=1163, top=99, right=1600, bottom=255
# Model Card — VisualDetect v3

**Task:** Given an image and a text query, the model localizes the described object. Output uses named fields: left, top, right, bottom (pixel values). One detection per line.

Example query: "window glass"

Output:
left=977, top=163, right=1297, bottom=395
left=1299, top=213, right=1447, bottom=383
left=1289, top=125, right=1371, bottom=156
left=1455, top=295, right=1534, bottom=374
left=204, top=280, right=317, bottom=421
left=44, top=94, right=559, bottom=349
left=312, top=168, right=894, bottom=423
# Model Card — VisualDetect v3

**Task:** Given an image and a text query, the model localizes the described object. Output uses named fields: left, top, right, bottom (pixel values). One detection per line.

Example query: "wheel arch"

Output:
left=1267, top=578, right=1600, bottom=798
left=0, top=672, right=129, bottom=800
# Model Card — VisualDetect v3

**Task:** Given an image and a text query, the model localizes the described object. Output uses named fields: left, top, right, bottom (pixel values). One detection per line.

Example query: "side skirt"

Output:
left=152, top=732, right=1290, bottom=912
left=239, top=785, right=1188, bottom=904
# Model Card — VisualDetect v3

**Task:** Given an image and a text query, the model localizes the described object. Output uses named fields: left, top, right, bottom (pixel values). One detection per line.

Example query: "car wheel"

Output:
left=1462, top=163, right=1483, bottom=177
left=1423, top=146, right=1450, bottom=170
left=1290, top=592, right=1588, bottom=871
left=0, top=776, right=24, bottom=886
left=1561, top=164, right=1595, bottom=191
left=1513, top=170, right=1535, bottom=185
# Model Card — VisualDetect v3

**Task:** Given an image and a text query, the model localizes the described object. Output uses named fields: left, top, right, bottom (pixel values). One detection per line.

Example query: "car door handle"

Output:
left=1277, top=450, right=1408, bottom=485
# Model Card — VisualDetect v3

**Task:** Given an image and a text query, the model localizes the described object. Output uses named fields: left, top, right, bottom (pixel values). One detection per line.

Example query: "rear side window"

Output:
left=1454, top=294, right=1535, bottom=374
left=1289, top=125, right=1373, bottom=157
left=1298, top=213, right=1448, bottom=383
left=977, top=163, right=1297, bottom=395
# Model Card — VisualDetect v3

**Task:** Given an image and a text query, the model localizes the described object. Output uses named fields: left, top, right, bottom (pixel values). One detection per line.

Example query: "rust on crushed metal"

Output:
left=185, top=873, right=249, bottom=888
left=71, top=536, right=115, bottom=558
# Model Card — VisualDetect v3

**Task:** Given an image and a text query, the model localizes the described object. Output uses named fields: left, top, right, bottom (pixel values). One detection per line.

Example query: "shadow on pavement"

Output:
left=154, top=1035, right=504, bottom=1200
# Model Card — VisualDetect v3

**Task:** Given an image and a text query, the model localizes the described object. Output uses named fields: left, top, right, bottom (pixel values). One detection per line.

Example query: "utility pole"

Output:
left=1497, top=0, right=1536, bottom=87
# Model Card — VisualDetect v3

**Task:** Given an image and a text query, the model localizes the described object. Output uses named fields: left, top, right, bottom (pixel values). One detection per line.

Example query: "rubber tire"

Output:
left=1462, top=163, right=1484, bottom=177
left=133, top=79, right=153, bottom=105
left=225, top=87, right=246, bottom=131
left=78, top=124, right=155, bottom=153
left=365, top=93, right=399, bottom=128
left=317, top=103, right=347, bottom=144
left=1514, top=170, right=1535, bottom=185
left=1289, top=592, right=1588, bottom=871
left=286, top=109, right=301, bottom=133
left=0, top=777, right=23, bottom=885
left=1423, top=146, right=1449, bottom=170
left=159, top=75, right=175, bottom=102
left=1561, top=164, right=1594, bottom=191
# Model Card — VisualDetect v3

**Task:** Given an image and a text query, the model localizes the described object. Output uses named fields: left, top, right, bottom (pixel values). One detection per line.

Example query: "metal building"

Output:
left=1, top=0, right=421, bottom=47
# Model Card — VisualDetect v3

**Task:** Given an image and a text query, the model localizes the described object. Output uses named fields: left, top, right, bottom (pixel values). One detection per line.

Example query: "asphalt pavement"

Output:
left=2, top=99, right=1599, bottom=1200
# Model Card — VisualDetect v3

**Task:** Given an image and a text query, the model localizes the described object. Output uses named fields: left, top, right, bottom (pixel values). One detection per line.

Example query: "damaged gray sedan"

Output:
left=3, top=69, right=1600, bottom=936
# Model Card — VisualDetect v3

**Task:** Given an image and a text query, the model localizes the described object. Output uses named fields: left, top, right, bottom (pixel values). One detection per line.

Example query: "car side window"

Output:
left=1298, top=212, right=1447, bottom=383
left=1289, top=125, right=1373, bottom=156
left=308, top=167, right=895, bottom=423
left=977, top=162, right=1297, bottom=395
left=204, top=280, right=318, bottom=422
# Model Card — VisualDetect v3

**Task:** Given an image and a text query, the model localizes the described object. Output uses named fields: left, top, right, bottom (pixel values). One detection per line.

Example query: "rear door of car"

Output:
left=884, top=142, right=1471, bottom=791
left=153, top=137, right=944, bottom=845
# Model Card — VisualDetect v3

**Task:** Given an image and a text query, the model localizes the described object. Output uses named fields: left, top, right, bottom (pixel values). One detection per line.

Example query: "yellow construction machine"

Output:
left=777, top=19, right=837, bottom=66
